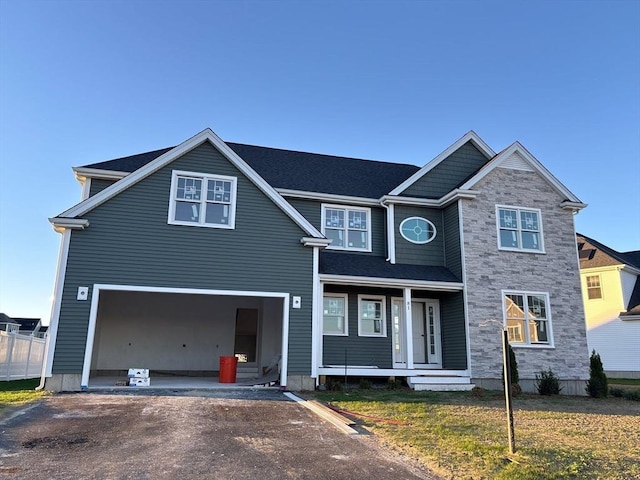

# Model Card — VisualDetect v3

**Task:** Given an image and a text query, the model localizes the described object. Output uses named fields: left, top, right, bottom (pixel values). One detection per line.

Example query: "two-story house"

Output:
left=42, top=128, right=590, bottom=393
left=577, top=234, right=640, bottom=378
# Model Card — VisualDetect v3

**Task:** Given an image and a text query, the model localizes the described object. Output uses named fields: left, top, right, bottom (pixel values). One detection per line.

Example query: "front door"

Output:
left=412, top=301, right=442, bottom=366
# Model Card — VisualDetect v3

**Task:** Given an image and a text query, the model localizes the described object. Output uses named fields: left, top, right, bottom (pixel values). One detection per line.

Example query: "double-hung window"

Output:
left=323, top=294, right=348, bottom=336
left=322, top=204, right=371, bottom=252
left=496, top=205, right=544, bottom=253
left=503, top=291, right=552, bottom=346
left=586, top=275, right=602, bottom=300
left=168, top=170, right=237, bottom=229
left=358, top=295, right=386, bottom=337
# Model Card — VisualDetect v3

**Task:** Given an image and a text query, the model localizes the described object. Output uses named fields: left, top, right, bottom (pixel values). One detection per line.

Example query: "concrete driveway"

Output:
left=0, top=389, right=437, bottom=479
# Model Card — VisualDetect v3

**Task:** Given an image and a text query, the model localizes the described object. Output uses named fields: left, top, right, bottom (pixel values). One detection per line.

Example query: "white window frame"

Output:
left=321, top=203, right=372, bottom=252
left=358, top=295, right=387, bottom=337
left=585, top=275, right=603, bottom=300
left=495, top=205, right=545, bottom=253
left=502, top=290, right=554, bottom=348
left=399, top=216, right=437, bottom=244
left=322, top=293, right=349, bottom=336
left=168, top=170, right=237, bottom=229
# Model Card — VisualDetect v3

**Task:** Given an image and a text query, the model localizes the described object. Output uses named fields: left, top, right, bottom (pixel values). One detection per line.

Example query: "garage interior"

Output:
left=87, top=290, right=284, bottom=388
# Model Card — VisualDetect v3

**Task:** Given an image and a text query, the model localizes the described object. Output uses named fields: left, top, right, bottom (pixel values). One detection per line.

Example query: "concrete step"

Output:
left=407, top=376, right=471, bottom=384
left=412, top=383, right=475, bottom=392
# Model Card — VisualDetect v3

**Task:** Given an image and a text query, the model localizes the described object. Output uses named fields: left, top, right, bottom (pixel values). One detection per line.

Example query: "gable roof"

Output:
left=79, top=143, right=421, bottom=199
left=389, top=131, right=496, bottom=196
left=577, top=233, right=640, bottom=271
left=458, top=141, right=585, bottom=208
left=52, top=129, right=325, bottom=239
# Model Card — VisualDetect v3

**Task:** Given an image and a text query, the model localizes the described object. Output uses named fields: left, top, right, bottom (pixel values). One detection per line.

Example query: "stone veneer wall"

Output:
left=461, top=167, right=589, bottom=387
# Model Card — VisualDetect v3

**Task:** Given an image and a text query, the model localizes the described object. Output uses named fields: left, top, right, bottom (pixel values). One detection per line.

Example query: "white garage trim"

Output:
left=81, top=284, right=290, bottom=388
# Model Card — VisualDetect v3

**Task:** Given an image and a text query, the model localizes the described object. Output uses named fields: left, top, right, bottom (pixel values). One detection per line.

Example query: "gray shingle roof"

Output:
left=82, top=142, right=421, bottom=198
left=319, top=251, right=461, bottom=283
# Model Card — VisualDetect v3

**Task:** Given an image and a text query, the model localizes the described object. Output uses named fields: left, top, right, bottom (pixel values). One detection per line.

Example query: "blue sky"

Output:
left=0, top=1, right=638, bottom=323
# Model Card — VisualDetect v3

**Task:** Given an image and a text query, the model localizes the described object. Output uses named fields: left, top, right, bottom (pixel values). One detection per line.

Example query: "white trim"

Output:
left=317, top=367, right=470, bottom=376
left=315, top=279, right=325, bottom=381
left=57, top=128, right=324, bottom=238
left=560, top=200, right=587, bottom=211
left=399, top=216, right=437, bottom=244
left=73, top=167, right=128, bottom=180
left=277, top=188, right=380, bottom=207
left=79, top=177, right=91, bottom=201
left=311, top=248, right=320, bottom=378
left=501, top=289, right=554, bottom=347
left=458, top=200, right=472, bottom=378
left=322, top=293, right=349, bottom=336
left=357, top=294, right=387, bottom=337
left=41, top=229, right=71, bottom=378
left=49, top=218, right=89, bottom=232
left=319, top=274, right=464, bottom=291
left=404, top=288, right=414, bottom=369
left=391, top=297, right=406, bottom=367
left=459, top=142, right=584, bottom=205
left=389, top=131, right=495, bottom=196
left=167, top=170, right=238, bottom=229
left=321, top=203, right=372, bottom=253
left=301, top=237, right=332, bottom=248
left=387, top=203, right=396, bottom=263
left=381, top=189, right=479, bottom=208
left=495, top=205, right=546, bottom=254
left=79, top=284, right=291, bottom=388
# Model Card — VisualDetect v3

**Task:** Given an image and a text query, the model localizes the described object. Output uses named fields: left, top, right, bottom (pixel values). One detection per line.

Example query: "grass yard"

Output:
left=311, top=388, right=640, bottom=480
left=0, top=379, right=47, bottom=413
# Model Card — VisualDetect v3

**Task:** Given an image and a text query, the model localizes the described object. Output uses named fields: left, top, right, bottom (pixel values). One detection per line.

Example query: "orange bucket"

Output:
left=219, top=356, right=238, bottom=383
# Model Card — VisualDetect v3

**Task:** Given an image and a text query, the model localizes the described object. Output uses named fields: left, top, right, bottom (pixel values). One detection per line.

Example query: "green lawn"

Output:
left=310, top=388, right=640, bottom=480
left=0, top=379, right=47, bottom=412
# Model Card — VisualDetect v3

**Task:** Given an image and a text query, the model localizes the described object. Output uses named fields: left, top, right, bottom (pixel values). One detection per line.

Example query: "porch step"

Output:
left=236, top=363, right=259, bottom=379
left=407, top=376, right=474, bottom=392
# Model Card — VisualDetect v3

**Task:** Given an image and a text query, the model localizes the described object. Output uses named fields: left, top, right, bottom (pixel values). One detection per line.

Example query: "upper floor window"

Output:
left=323, top=294, right=348, bottom=336
left=168, top=170, right=237, bottom=229
left=586, top=275, right=602, bottom=299
left=496, top=206, right=544, bottom=253
left=321, top=204, right=371, bottom=252
left=503, top=291, right=553, bottom=346
left=358, top=295, right=386, bottom=337
left=399, top=216, right=437, bottom=244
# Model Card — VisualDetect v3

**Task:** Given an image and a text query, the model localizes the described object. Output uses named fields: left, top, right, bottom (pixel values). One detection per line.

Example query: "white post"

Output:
left=404, top=288, right=414, bottom=369
left=6, top=334, right=15, bottom=380
left=25, top=335, right=34, bottom=377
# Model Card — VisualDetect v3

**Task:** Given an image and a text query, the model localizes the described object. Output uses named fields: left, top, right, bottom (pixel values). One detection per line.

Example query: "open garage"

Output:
left=83, top=286, right=287, bottom=388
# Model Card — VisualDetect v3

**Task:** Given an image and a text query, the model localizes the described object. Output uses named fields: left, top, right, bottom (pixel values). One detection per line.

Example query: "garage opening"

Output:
left=84, top=287, right=286, bottom=389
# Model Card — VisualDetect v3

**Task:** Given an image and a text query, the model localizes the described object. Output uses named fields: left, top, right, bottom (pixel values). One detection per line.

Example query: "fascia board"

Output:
left=319, top=274, right=464, bottom=291
left=459, top=142, right=584, bottom=204
left=301, top=237, right=332, bottom=247
left=49, top=217, right=90, bottom=231
left=388, top=131, right=495, bottom=196
left=73, top=167, right=129, bottom=181
left=57, top=128, right=324, bottom=238
left=381, top=189, right=479, bottom=207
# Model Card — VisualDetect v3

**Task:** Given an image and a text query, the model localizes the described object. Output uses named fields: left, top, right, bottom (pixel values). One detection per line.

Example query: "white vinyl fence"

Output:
left=0, top=331, right=46, bottom=381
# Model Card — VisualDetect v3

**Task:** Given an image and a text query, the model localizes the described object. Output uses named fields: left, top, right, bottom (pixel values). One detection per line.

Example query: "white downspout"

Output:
left=380, top=200, right=395, bottom=264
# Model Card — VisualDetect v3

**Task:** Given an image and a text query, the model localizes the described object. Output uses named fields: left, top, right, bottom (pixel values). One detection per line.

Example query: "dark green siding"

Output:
left=394, top=206, right=444, bottom=266
left=443, top=202, right=462, bottom=279
left=89, top=179, right=117, bottom=197
left=55, top=142, right=314, bottom=375
left=402, top=142, right=489, bottom=198
left=322, top=288, right=467, bottom=370
left=286, top=198, right=387, bottom=257
left=322, top=286, right=401, bottom=368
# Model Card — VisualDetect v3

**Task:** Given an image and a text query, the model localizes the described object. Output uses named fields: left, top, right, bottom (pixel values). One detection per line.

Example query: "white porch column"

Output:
left=404, top=288, right=414, bottom=369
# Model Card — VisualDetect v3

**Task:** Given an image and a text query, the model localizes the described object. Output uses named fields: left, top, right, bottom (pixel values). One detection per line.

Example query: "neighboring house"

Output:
left=0, top=313, right=47, bottom=337
left=43, top=128, right=589, bottom=393
left=577, top=234, right=640, bottom=378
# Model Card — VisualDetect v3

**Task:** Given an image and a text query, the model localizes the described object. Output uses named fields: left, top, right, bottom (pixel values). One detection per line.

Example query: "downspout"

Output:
left=380, top=199, right=395, bottom=264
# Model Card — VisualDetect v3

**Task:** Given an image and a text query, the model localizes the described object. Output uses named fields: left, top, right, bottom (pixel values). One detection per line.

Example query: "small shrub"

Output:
left=535, top=369, right=562, bottom=395
left=325, top=378, right=343, bottom=391
left=471, top=386, right=485, bottom=398
left=609, top=387, right=624, bottom=398
left=510, top=383, right=522, bottom=396
left=387, top=378, right=403, bottom=390
left=585, top=350, right=608, bottom=398
left=359, top=378, right=372, bottom=390
left=623, top=390, right=640, bottom=401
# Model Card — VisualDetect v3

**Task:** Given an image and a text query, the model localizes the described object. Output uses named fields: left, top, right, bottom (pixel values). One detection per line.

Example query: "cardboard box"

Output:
left=129, top=377, right=150, bottom=387
left=127, top=368, right=150, bottom=378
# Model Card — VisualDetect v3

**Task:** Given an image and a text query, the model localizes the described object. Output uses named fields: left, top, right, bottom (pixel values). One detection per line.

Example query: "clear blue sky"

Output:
left=1, top=1, right=639, bottom=324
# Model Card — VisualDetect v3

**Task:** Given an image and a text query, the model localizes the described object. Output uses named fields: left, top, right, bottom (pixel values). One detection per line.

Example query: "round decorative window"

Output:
left=399, top=217, right=436, bottom=244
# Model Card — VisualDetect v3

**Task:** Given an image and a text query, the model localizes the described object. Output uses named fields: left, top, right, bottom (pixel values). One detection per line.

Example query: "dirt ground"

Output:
left=0, top=389, right=438, bottom=479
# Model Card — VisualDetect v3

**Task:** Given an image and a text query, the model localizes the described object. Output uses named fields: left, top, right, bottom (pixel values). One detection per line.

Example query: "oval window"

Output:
left=399, top=217, right=436, bottom=244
